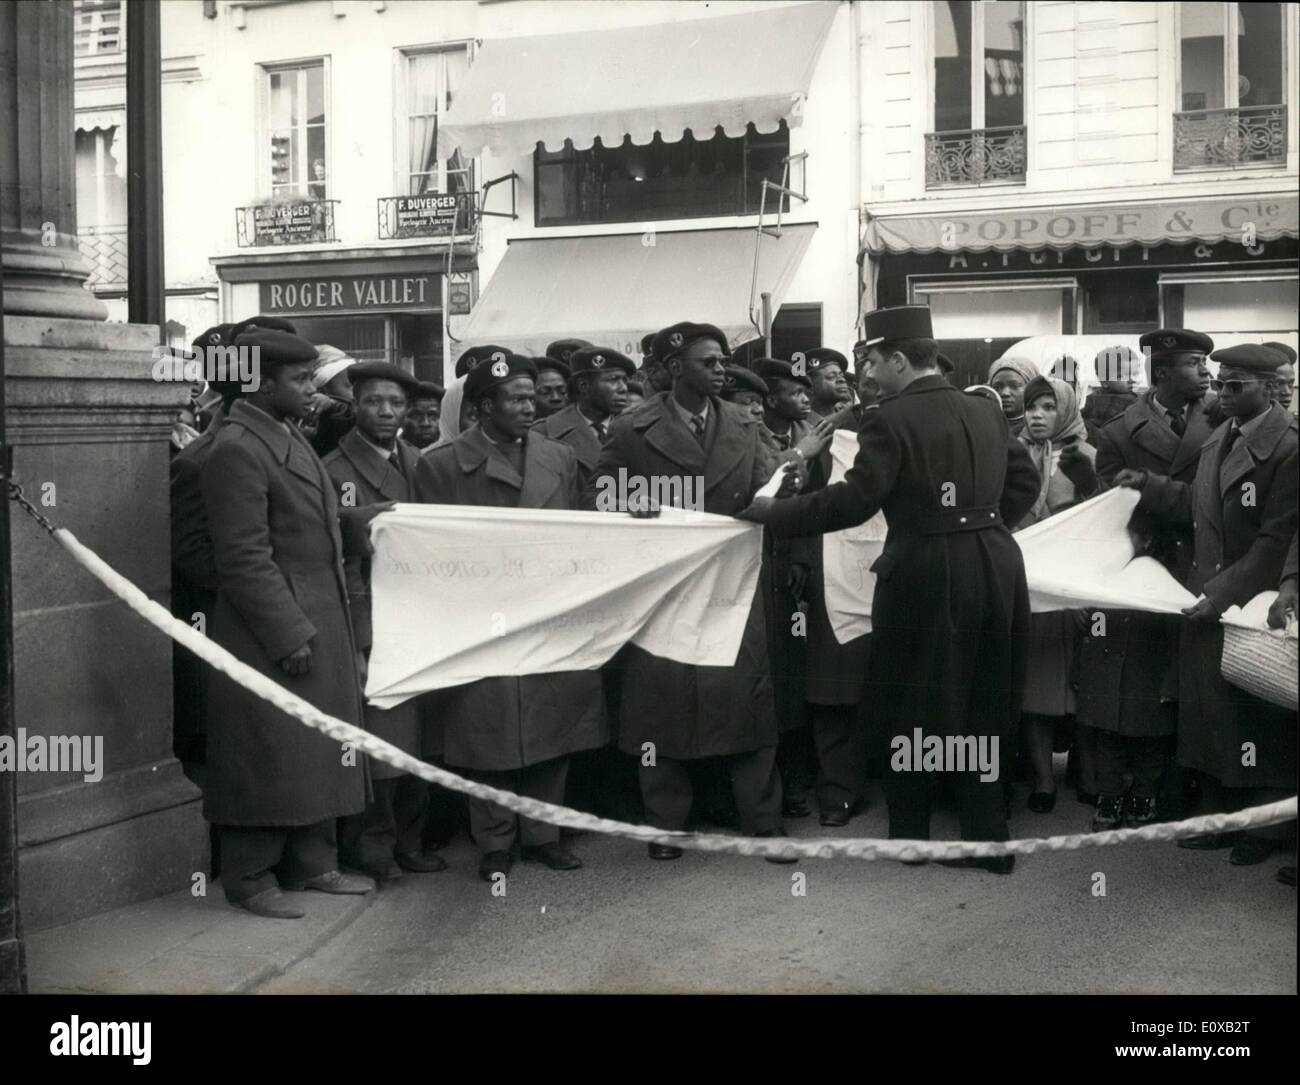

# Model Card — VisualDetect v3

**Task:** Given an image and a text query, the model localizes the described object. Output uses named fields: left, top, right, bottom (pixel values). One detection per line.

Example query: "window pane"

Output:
left=1179, top=2, right=1226, bottom=110
left=407, top=52, right=443, bottom=114
left=983, top=1, right=1024, bottom=128
left=1238, top=2, right=1283, bottom=106
left=934, top=1, right=973, bottom=132
left=269, top=71, right=296, bottom=128
left=307, top=127, right=326, bottom=198
left=306, top=64, right=325, bottom=126
left=920, top=286, right=1064, bottom=338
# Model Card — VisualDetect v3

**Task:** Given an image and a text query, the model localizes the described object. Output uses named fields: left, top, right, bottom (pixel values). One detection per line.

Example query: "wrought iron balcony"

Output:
left=925, top=126, right=1027, bottom=189
left=235, top=199, right=339, bottom=247
left=1173, top=104, right=1287, bottom=171
left=376, top=192, right=478, bottom=241
left=77, top=223, right=128, bottom=290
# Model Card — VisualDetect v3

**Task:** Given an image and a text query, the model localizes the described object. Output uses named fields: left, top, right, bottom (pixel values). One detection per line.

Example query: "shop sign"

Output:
left=259, top=273, right=439, bottom=314
left=448, top=272, right=475, bottom=316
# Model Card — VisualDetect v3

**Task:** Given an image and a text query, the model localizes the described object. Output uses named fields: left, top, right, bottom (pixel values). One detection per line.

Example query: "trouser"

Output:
left=219, top=819, right=337, bottom=903
left=639, top=747, right=783, bottom=835
left=565, top=744, right=643, bottom=821
left=775, top=726, right=815, bottom=804
left=811, top=703, right=866, bottom=809
left=339, top=774, right=429, bottom=870
left=1092, top=730, right=1172, bottom=799
left=1218, top=785, right=1295, bottom=844
left=884, top=770, right=1008, bottom=842
left=464, top=756, right=569, bottom=855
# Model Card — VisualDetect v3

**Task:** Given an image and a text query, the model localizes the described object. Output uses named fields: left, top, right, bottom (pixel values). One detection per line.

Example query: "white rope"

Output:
left=51, top=526, right=1297, bottom=863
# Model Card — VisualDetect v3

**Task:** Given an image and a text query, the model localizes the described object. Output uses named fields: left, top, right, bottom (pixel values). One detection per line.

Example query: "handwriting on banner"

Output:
left=382, top=553, right=613, bottom=581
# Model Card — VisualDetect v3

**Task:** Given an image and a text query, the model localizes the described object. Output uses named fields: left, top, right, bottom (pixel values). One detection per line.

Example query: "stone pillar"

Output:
left=0, top=1, right=107, bottom=321
left=2, top=1, right=208, bottom=932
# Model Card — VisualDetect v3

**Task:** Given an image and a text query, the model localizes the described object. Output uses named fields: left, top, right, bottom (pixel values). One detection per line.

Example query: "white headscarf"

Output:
left=431, top=375, right=467, bottom=449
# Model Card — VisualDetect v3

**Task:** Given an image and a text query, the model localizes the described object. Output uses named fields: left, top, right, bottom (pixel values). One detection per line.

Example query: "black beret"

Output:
left=233, top=328, right=318, bottom=370
left=1261, top=341, right=1297, bottom=365
left=754, top=357, right=811, bottom=390
left=533, top=355, right=572, bottom=380
left=729, top=338, right=768, bottom=369
left=862, top=305, right=934, bottom=347
left=570, top=347, right=636, bottom=378
left=545, top=338, right=593, bottom=365
left=936, top=352, right=955, bottom=374
left=455, top=344, right=514, bottom=379
left=1139, top=328, right=1214, bottom=363
left=413, top=381, right=445, bottom=401
left=191, top=323, right=235, bottom=357
left=722, top=366, right=768, bottom=398
left=639, top=332, right=657, bottom=358
left=1210, top=344, right=1289, bottom=374
left=653, top=322, right=730, bottom=364
left=464, top=352, right=537, bottom=401
left=803, top=347, right=849, bottom=372
left=229, top=314, right=298, bottom=341
left=347, top=361, right=420, bottom=394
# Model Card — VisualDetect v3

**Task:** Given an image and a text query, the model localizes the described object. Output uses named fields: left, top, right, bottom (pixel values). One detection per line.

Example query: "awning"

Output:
left=863, top=194, right=1300, bottom=255
left=451, top=224, right=816, bottom=361
left=439, top=2, right=837, bottom=158
left=75, top=109, right=124, bottom=133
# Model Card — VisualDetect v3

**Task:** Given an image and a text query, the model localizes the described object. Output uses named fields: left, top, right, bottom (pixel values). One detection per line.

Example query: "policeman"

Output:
left=720, top=365, right=768, bottom=423
left=532, top=347, right=635, bottom=490
left=743, top=306, right=1040, bottom=871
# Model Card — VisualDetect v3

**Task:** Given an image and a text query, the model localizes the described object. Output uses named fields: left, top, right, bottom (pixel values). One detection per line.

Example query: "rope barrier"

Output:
left=9, top=483, right=1297, bottom=863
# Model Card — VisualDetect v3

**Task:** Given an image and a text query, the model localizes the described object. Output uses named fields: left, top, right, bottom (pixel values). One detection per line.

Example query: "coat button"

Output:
left=1215, top=563, right=1221, bottom=571
left=989, top=512, right=996, bottom=518
left=959, top=516, right=967, bottom=524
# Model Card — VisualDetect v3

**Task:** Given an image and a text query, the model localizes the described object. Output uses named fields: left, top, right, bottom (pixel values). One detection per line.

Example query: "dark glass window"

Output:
left=535, top=123, right=790, bottom=226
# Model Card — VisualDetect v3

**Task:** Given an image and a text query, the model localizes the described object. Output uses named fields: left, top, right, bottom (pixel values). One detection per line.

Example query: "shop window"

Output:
left=264, top=61, right=328, bottom=200
left=928, top=1, right=1026, bottom=188
left=1083, top=271, right=1160, bottom=334
left=1175, top=3, right=1287, bottom=170
left=1161, top=274, right=1298, bottom=345
left=534, top=123, right=790, bottom=227
left=290, top=315, right=388, bottom=365
left=912, top=280, right=1074, bottom=338
left=401, top=46, right=473, bottom=198
left=74, top=125, right=128, bottom=290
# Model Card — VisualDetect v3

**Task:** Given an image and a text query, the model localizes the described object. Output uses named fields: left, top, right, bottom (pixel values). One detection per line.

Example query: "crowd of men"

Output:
left=168, top=307, right=1298, bottom=919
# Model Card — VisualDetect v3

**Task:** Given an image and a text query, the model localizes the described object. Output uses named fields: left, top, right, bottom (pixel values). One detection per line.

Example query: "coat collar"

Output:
left=1123, top=392, right=1214, bottom=476
left=227, top=399, right=324, bottom=493
left=450, top=423, right=569, bottom=506
left=1211, top=403, right=1296, bottom=495
left=337, top=428, right=417, bottom=502
left=631, top=391, right=755, bottom=491
left=535, top=404, right=603, bottom=469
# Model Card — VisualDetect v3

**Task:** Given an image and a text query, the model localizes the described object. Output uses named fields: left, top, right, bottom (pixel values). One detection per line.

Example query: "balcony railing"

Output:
left=376, top=192, right=478, bottom=241
left=235, top=199, right=339, bottom=247
left=1173, top=105, right=1287, bottom=172
left=77, top=223, right=128, bottom=290
left=925, top=126, right=1027, bottom=189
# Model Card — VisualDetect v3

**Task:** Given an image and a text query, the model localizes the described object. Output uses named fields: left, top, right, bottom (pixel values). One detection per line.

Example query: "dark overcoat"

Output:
left=413, top=425, right=608, bottom=771
left=584, top=391, right=779, bottom=758
left=532, top=404, right=605, bottom=491
left=322, top=429, right=424, bottom=780
left=1081, top=388, right=1138, bottom=445
left=1165, top=405, right=1298, bottom=788
left=1076, top=393, right=1215, bottom=736
left=763, top=375, right=1040, bottom=748
left=201, top=400, right=367, bottom=826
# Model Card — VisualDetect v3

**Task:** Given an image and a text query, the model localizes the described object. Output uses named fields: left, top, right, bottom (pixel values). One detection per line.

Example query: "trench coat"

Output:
left=762, top=375, right=1040, bottom=748
left=1076, top=393, right=1216, bottom=737
left=1164, top=405, right=1298, bottom=788
left=532, top=404, right=605, bottom=492
left=413, top=425, right=608, bottom=771
left=322, top=429, right=424, bottom=779
left=201, top=399, right=367, bottom=826
left=584, top=391, right=780, bottom=759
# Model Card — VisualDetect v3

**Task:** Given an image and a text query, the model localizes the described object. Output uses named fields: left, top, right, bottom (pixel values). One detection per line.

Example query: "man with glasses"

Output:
left=1119, top=343, right=1298, bottom=866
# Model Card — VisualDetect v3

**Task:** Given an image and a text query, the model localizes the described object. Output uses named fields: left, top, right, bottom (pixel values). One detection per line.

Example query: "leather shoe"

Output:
left=283, top=869, right=375, bottom=895
left=819, top=799, right=864, bottom=828
left=234, top=887, right=305, bottom=919
left=939, top=856, right=1015, bottom=875
left=648, top=843, right=683, bottom=861
left=1229, top=837, right=1276, bottom=866
left=1277, top=865, right=1297, bottom=886
left=395, top=850, right=448, bottom=874
left=1027, top=790, right=1057, bottom=813
left=1177, top=832, right=1240, bottom=851
left=756, top=829, right=798, bottom=864
left=351, top=858, right=402, bottom=883
left=783, top=797, right=812, bottom=819
left=478, top=850, right=512, bottom=882
left=1075, top=789, right=1097, bottom=807
left=521, top=842, right=583, bottom=870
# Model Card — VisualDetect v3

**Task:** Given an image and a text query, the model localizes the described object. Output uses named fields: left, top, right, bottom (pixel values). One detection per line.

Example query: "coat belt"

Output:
left=892, top=504, right=1003, bottom=535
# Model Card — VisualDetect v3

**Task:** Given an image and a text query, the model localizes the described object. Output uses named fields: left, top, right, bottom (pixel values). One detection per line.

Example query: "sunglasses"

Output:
left=1209, top=378, right=1269, bottom=394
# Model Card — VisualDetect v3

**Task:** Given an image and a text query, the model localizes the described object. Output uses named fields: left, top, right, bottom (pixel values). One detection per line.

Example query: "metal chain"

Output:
left=6, top=480, right=58, bottom=535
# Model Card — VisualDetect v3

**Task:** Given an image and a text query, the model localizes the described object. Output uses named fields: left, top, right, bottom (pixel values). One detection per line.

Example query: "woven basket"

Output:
left=1221, top=621, right=1299, bottom=711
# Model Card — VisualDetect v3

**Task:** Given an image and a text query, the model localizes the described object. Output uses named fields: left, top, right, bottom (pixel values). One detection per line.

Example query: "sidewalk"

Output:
left=25, top=886, right=373, bottom=994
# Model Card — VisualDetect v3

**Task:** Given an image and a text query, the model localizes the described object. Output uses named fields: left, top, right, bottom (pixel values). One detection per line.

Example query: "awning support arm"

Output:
left=749, top=152, right=809, bottom=339
left=478, top=171, right=519, bottom=220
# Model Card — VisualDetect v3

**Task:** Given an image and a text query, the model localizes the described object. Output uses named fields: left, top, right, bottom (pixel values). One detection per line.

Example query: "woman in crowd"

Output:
left=1012, top=373, right=1100, bottom=812
left=987, top=356, right=1039, bottom=438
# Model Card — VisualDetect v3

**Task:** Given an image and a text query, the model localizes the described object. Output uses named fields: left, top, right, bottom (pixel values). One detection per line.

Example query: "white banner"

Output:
left=823, top=430, right=886, bottom=643
left=365, top=504, right=763, bottom=708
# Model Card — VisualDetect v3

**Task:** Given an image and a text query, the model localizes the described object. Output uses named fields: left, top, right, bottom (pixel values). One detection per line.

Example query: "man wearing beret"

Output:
left=415, top=352, right=608, bottom=881
left=637, top=332, right=673, bottom=397
left=744, top=306, right=1041, bottom=872
left=584, top=321, right=794, bottom=862
left=401, top=381, right=444, bottom=450
left=201, top=328, right=373, bottom=917
left=721, top=365, right=768, bottom=423
left=1081, top=330, right=1217, bottom=829
left=802, top=347, right=852, bottom=420
left=1262, top=341, right=1295, bottom=412
left=322, top=362, right=446, bottom=882
left=1120, top=343, right=1298, bottom=865
left=532, top=355, right=573, bottom=421
left=454, top=342, right=514, bottom=380
left=533, top=347, right=633, bottom=489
